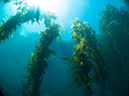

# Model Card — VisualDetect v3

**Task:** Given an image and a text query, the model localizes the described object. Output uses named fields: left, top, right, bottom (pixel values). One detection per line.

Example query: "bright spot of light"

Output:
left=26, top=0, right=61, bottom=12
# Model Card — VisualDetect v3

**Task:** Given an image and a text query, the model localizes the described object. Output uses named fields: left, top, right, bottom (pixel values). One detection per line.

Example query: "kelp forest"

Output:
left=0, top=0, right=129, bottom=96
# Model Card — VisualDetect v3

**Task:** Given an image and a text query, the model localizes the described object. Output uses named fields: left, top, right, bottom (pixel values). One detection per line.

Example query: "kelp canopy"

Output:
left=0, top=0, right=50, bottom=42
left=97, top=3, right=129, bottom=95
left=63, top=17, right=108, bottom=96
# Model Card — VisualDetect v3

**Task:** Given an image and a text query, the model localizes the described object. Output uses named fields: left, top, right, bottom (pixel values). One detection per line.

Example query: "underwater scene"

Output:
left=0, top=0, right=129, bottom=96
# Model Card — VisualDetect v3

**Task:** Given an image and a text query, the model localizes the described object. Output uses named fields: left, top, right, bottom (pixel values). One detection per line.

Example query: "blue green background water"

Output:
left=0, top=0, right=128, bottom=96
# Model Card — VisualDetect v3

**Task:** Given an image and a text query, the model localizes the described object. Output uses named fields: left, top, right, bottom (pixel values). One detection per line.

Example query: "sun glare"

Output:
left=26, top=0, right=61, bottom=12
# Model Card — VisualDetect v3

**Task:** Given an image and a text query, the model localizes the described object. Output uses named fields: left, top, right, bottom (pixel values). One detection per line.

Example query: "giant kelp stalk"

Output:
left=0, top=0, right=40, bottom=42
left=63, top=17, right=108, bottom=96
left=97, top=4, right=129, bottom=95
left=1, top=0, right=64, bottom=95
left=98, top=4, right=129, bottom=77
left=19, top=14, right=63, bottom=96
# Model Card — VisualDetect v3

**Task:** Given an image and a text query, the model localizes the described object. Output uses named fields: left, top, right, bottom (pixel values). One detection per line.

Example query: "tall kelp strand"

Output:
left=62, top=17, right=108, bottom=96
left=98, top=4, right=129, bottom=76
left=19, top=13, right=63, bottom=96
left=97, top=4, right=129, bottom=94
left=0, top=0, right=65, bottom=96
left=0, top=0, right=41, bottom=43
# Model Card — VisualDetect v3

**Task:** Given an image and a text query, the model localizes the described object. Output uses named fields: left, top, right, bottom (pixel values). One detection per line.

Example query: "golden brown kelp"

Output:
left=0, top=1, right=41, bottom=43
left=63, top=17, right=108, bottom=96
left=19, top=13, right=63, bottom=96
left=97, top=4, right=129, bottom=95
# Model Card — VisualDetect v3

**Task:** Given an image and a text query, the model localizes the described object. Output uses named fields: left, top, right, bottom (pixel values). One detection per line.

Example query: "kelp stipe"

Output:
left=63, top=17, right=108, bottom=96
left=97, top=4, right=129, bottom=95
left=19, top=14, right=64, bottom=96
